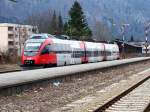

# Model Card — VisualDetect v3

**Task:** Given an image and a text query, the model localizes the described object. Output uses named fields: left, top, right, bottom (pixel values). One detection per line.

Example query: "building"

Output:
left=0, top=23, right=38, bottom=55
left=115, top=39, right=143, bottom=58
left=115, top=40, right=142, bottom=53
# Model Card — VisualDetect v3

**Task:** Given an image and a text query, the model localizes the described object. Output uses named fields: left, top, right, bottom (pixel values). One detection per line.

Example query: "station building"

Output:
left=0, top=23, right=38, bottom=55
left=115, top=40, right=143, bottom=58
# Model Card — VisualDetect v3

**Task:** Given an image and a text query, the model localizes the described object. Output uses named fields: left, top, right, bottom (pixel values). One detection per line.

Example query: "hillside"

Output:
left=0, top=0, right=150, bottom=40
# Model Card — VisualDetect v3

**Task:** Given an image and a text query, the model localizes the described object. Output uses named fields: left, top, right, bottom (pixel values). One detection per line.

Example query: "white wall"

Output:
left=0, top=26, right=8, bottom=52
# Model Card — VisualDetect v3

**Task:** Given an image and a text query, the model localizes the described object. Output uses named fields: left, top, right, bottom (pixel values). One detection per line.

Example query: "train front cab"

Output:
left=22, top=38, right=57, bottom=67
left=39, top=43, right=57, bottom=66
left=22, top=43, right=42, bottom=66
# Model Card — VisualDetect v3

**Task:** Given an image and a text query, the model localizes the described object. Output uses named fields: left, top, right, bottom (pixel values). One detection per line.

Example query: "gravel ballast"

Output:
left=0, top=61, right=150, bottom=112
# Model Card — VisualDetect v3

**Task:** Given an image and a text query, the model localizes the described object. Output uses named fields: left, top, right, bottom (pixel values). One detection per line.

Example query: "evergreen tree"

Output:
left=63, top=22, right=69, bottom=35
left=65, top=1, right=92, bottom=40
left=58, top=14, right=63, bottom=34
left=9, top=0, right=17, bottom=2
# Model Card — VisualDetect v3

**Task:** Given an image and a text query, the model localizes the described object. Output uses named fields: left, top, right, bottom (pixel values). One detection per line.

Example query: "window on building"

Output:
left=8, top=27, right=13, bottom=31
left=8, top=41, right=14, bottom=46
left=15, top=42, right=19, bottom=45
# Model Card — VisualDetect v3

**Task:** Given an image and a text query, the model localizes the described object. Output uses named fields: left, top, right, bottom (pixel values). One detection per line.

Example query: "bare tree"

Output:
left=25, top=9, right=53, bottom=33
left=93, top=21, right=112, bottom=42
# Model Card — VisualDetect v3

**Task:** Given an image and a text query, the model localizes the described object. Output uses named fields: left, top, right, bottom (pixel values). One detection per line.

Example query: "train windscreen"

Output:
left=24, top=43, right=42, bottom=56
left=24, top=43, right=41, bottom=52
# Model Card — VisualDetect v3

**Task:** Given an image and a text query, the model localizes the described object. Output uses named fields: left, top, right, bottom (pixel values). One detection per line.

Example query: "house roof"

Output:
left=115, top=40, right=142, bottom=48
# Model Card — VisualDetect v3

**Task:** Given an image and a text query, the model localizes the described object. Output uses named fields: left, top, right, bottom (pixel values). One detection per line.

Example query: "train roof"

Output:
left=25, top=33, right=55, bottom=43
left=29, top=33, right=55, bottom=39
left=26, top=34, right=118, bottom=48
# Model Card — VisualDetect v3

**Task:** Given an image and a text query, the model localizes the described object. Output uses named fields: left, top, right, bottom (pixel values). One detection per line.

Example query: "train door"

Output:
left=103, top=44, right=106, bottom=61
left=71, top=47, right=75, bottom=64
left=94, top=47, right=99, bottom=62
left=65, top=44, right=72, bottom=65
left=105, top=44, right=112, bottom=61
left=91, top=47, right=96, bottom=62
left=110, top=47, right=114, bottom=60
left=40, top=44, right=52, bottom=64
left=56, top=43, right=65, bottom=66
left=109, top=47, right=113, bottom=60
left=70, top=42, right=80, bottom=65
left=99, top=43, right=105, bottom=61
left=56, top=42, right=71, bottom=66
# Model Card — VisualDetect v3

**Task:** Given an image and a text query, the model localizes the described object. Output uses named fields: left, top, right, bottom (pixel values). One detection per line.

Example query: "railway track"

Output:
left=95, top=76, right=150, bottom=112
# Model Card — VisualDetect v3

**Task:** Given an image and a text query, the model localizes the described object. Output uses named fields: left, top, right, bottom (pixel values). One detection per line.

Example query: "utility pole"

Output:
left=144, top=22, right=150, bottom=56
left=121, top=23, right=130, bottom=59
left=145, top=31, right=148, bottom=56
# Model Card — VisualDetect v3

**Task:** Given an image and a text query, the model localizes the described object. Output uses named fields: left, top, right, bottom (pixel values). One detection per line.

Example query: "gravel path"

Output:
left=0, top=61, right=150, bottom=112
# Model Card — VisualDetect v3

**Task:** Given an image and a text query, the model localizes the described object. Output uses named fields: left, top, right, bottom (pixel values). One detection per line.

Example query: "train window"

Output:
left=94, top=51, right=99, bottom=57
left=71, top=50, right=83, bottom=58
left=86, top=50, right=104, bottom=57
left=105, top=51, right=111, bottom=56
left=41, top=45, right=50, bottom=55
left=87, top=51, right=92, bottom=57
left=24, top=43, right=41, bottom=52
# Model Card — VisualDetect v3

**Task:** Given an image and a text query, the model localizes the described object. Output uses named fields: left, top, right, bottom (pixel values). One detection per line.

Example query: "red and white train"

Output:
left=22, top=34, right=120, bottom=67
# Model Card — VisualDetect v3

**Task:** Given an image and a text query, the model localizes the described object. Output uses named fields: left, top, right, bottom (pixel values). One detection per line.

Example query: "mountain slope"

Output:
left=0, top=0, right=150, bottom=40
